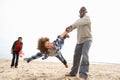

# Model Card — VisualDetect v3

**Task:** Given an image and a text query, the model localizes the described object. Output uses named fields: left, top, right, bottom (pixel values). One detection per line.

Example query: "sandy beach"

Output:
left=0, top=59, right=120, bottom=80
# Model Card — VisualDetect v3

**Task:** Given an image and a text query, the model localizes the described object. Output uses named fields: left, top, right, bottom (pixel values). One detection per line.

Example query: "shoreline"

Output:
left=1, top=58, right=120, bottom=65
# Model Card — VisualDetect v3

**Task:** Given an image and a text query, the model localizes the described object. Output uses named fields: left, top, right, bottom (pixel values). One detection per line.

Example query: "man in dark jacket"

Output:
left=11, top=37, right=23, bottom=68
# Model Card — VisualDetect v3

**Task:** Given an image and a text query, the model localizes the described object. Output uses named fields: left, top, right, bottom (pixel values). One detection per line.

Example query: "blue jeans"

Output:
left=11, top=51, right=19, bottom=67
left=56, top=38, right=67, bottom=65
left=70, top=40, right=92, bottom=79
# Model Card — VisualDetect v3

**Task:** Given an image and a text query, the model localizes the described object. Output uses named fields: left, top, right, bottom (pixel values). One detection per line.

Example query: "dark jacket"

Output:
left=11, top=40, right=23, bottom=53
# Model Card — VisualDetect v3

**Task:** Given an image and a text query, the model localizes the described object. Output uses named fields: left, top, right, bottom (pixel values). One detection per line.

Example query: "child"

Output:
left=24, top=31, right=69, bottom=68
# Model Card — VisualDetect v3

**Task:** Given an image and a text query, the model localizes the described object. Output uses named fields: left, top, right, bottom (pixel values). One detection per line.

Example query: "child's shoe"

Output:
left=24, top=58, right=31, bottom=63
left=64, top=64, right=68, bottom=68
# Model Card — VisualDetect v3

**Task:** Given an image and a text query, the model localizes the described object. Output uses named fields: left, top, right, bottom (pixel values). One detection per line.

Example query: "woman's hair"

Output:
left=37, top=37, right=49, bottom=53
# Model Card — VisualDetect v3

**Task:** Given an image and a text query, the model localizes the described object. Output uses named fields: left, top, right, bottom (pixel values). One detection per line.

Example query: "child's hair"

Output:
left=37, top=37, right=49, bottom=53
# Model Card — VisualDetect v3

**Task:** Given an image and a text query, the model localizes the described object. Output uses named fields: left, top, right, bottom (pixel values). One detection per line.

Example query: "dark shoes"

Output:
left=65, top=73, right=85, bottom=80
left=11, top=66, right=18, bottom=68
left=15, top=66, right=18, bottom=68
left=11, top=66, right=14, bottom=68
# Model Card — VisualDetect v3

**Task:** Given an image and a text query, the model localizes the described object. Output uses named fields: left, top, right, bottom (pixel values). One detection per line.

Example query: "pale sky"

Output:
left=0, top=0, right=120, bottom=63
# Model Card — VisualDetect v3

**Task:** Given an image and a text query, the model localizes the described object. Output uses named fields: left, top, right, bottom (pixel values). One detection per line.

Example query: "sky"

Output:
left=0, top=0, right=120, bottom=64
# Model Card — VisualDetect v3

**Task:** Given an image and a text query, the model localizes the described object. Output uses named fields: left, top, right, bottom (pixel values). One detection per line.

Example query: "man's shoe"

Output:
left=65, top=73, right=76, bottom=77
left=15, top=66, right=18, bottom=68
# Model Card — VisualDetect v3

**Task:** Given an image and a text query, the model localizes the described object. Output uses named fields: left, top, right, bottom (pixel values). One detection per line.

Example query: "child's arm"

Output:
left=53, top=31, right=69, bottom=50
left=59, top=31, right=68, bottom=38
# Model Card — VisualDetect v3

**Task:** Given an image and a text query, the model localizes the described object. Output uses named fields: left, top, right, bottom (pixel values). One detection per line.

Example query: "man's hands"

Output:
left=65, top=26, right=72, bottom=33
left=60, top=25, right=72, bottom=39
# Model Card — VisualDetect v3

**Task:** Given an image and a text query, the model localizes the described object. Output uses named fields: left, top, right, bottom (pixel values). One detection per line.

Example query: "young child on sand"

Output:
left=24, top=31, right=69, bottom=68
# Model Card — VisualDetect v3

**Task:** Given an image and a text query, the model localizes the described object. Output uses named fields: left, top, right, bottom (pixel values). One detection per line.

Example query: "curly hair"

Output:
left=37, top=37, right=49, bottom=53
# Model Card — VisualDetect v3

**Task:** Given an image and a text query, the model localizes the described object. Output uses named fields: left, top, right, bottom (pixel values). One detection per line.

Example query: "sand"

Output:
left=0, top=59, right=120, bottom=80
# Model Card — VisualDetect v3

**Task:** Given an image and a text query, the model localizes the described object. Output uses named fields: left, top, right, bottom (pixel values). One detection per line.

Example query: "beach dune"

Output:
left=0, top=59, right=120, bottom=80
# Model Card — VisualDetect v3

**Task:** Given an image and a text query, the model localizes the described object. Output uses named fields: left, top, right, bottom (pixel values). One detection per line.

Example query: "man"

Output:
left=65, top=6, right=92, bottom=80
left=11, top=37, right=23, bottom=68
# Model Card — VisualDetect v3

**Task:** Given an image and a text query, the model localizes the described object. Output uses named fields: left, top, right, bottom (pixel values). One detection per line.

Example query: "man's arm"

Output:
left=72, top=16, right=91, bottom=27
left=65, top=25, right=72, bottom=33
left=65, top=16, right=91, bottom=32
left=11, top=41, right=17, bottom=53
left=12, top=41, right=16, bottom=50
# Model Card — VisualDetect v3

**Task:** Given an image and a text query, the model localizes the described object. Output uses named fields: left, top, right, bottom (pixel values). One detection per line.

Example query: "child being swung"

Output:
left=24, top=31, right=69, bottom=68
